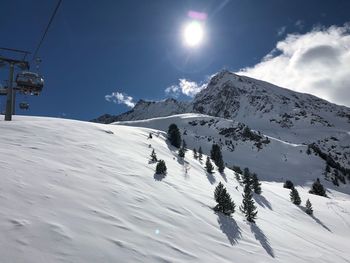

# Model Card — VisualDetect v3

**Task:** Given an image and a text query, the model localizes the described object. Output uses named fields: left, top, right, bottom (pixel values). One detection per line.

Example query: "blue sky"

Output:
left=1, top=0, right=350, bottom=120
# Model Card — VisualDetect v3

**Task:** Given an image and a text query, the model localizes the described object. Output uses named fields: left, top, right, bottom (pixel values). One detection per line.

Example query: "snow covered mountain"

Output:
left=96, top=70, right=350, bottom=188
left=94, top=70, right=350, bottom=131
left=1, top=116, right=350, bottom=262
left=94, top=71, right=350, bottom=179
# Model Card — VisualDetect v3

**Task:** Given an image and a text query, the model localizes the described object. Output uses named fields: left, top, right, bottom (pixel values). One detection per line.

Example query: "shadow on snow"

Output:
left=250, top=223, right=275, bottom=258
left=254, top=194, right=273, bottom=210
left=216, top=212, right=242, bottom=245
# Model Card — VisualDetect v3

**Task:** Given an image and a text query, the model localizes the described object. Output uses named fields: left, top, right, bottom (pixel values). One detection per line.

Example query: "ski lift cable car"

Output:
left=15, top=71, right=44, bottom=95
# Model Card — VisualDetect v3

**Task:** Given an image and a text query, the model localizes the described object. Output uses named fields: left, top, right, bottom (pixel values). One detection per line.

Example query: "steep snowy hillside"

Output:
left=1, top=116, right=349, bottom=262
left=117, top=114, right=350, bottom=192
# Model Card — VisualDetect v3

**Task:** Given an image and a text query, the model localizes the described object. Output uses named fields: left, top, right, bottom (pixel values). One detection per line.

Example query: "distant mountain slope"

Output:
left=1, top=116, right=350, bottom=262
left=92, top=98, right=191, bottom=124
left=116, top=114, right=350, bottom=193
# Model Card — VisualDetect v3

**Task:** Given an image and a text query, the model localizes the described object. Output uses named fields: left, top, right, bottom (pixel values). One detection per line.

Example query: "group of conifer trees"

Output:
left=284, top=179, right=320, bottom=216
left=214, top=167, right=261, bottom=223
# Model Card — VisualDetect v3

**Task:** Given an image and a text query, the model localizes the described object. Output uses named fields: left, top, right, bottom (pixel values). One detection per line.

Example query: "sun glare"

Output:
left=183, top=21, right=204, bottom=47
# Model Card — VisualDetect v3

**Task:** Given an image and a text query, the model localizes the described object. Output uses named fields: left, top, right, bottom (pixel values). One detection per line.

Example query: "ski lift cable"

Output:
left=32, top=0, right=62, bottom=61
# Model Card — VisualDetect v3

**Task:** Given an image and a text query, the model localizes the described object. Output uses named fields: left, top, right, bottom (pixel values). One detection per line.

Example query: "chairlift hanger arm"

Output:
left=0, top=56, right=29, bottom=70
left=0, top=47, right=31, bottom=55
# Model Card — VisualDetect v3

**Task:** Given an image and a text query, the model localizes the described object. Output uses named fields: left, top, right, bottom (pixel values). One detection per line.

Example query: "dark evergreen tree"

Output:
left=198, top=146, right=203, bottom=161
left=193, top=148, right=198, bottom=159
left=240, top=184, right=258, bottom=223
left=156, top=160, right=167, bottom=175
left=309, top=178, right=327, bottom=197
left=290, top=187, right=301, bottom=205
left=217, top=157, right=225, bottom=173
left=205, top=157, right=214, bottom=173
left=178, top=147, right=185, bottom=158
left=210, top=144, right=221, bottom=163
left=242, top=168, right=251, bottom=186
left=305, top=199, right=313, bottom=215
left=167, top=124, right=181, bottom=148
left=150, top=149, right=157, bottom=162
left=232, top=165, right=242, bottom=174
left=283, top=180, right=294, bottom=189
left=210, top=144, right=225, bottom=173
left=214, top=182, right=236, bottom=216
left=148, top=132, right=153, bottom=139
left=325, top=164, right=331, bottom=174
left=251, top=173, right=262, bottom=194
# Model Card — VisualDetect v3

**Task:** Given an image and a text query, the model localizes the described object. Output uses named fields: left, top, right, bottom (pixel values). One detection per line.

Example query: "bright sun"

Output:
left=183, top=21, right=204, bottom=47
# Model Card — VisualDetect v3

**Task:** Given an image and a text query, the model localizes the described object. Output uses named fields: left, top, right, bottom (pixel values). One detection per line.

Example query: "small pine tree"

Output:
left=290, top=187, right=301, bottom=205
left=325, top=164, right=331, bottom=174
left=210, top=144, right=225, bottom=173
left=283, top=180, right=294, bottom=189
left=156, top=160, right=167, bottom=175
left=148, top=132, right=153, bottom=139
left=205, top=157, right=214, bottom=173
left=217, top=158, right=225, bottom=173
left=178, top=147, right=185, bottom=158
left=309, top=178, right=327, bottom=197
left=210, top=144, right=220, bottom=163
left=150, top=149, right=157, bottom=162
left=214, top=182, right=235, bottom=216
left=232, top=165, right=242, bottom=174
left=251, top=173, right=262, bottom=194
left=305, top=199, right=313, bottom=215
left=193, top=148, right=198, bottom=159
left=242, top=168, right=251, bottom=186
left=167, top=124, right=181, bottom=148
left=240, top=184, right=258, bottom=223
left=198, top=146, right=203, bottom=161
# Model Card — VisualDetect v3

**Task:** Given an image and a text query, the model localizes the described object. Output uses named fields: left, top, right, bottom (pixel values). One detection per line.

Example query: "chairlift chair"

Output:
left=16, top=71, right=44, bottom=95
left=19, top=102, right=29, bottom=110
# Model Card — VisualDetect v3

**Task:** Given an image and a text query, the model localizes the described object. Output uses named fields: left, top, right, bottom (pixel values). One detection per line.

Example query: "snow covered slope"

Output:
left=1, top=116, right=349, bottom=262
left=116, top=113, right=350, bottom=193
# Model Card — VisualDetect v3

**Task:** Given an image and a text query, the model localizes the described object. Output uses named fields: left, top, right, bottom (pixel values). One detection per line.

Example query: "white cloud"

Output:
left=105, top=92, right=135, bottom=108
left=239, top=23, right=350, bottom=107
left=295, top=20, right=304, bottom=30
left=277, top=26, right=287, bottom=36
left=165, top=79, right=206, bottom=98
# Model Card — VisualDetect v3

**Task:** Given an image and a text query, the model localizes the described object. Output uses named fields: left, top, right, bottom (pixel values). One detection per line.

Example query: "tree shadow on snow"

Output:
left=175, top=155, right=185, bottom=166
left=205, top=171, right=216, bottom=185
left=254, top=194, right=272, bottom=210
left=154, top=173, right=166, bottom=181
left=250, top=223, right=275, bottom=258
left=297, top=206, right=332, bottom=232
left=220, top=172, right=227, bottom=182
left=216, top=212, right=241, bottom=245
left=310, top=215, right=332, bottom=232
